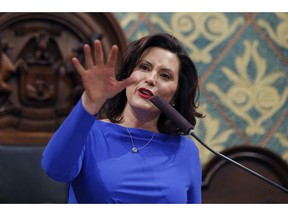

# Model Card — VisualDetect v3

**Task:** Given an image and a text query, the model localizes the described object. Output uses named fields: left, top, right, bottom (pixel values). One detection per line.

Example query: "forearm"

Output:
left=41, top=97, right=96, bottom=182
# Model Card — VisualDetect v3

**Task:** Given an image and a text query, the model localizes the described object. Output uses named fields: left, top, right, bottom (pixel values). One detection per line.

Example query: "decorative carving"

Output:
left=0, top=39, right=16, bottom=93
left=0, top=13, right=127, bottom=144
left=20, top=62, right=60, bottom=106
left=17, top=30, right=64, bottom=107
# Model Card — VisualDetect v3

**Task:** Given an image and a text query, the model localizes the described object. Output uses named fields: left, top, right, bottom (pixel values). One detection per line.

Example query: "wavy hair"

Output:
left=98, top=33, right=204, bottom=134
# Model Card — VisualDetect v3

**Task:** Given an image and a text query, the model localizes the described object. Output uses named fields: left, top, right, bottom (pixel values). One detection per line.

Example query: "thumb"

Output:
left=117, top=73, right=140, bottom=92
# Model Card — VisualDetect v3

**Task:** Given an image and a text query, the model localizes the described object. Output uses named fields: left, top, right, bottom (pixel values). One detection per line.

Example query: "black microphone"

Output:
left=150, top=95, right=288, bottom=194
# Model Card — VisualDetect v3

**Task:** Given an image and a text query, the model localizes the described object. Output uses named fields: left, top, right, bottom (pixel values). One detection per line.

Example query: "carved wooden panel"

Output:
left=0, top=13, right=127, bottom=144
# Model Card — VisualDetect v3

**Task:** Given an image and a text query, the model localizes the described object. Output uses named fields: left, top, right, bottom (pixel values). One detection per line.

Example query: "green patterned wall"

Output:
left=113, top=12, right=288, bottom=166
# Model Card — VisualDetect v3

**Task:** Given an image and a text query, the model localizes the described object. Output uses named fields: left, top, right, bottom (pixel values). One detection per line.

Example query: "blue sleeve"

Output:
left=41, top=98, right=96, bottom=182
left=187, top=142, right=202, bottom=203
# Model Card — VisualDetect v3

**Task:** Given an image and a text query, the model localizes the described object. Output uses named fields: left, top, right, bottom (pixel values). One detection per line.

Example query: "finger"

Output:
left=106, top=45, right=118, bottom=68
left=84, top=44, right=94, bottom=69
left=94, top=40, right=104, bottom=66
left=117, top=74, right=139, bottom=92
left=72, top=57, right=86, bottom=76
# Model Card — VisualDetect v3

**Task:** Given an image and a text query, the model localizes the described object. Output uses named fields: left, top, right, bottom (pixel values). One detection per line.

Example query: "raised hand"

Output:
left=72, top=40, right=138, bottom=115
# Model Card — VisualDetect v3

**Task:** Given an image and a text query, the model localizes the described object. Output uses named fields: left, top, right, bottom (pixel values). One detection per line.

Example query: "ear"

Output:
left=170, top=98, right=176, bottom=106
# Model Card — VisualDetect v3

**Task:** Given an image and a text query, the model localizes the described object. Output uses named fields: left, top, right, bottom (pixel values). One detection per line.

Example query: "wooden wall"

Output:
left=0, top=12, right=127, bottom=145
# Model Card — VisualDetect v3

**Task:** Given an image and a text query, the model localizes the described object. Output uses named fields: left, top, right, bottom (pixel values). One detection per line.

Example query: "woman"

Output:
left=41, top=33, right=204, bottom=203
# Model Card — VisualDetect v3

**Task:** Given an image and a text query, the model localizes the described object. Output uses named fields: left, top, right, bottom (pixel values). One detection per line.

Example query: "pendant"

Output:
left=132, top=147, right=138, bottom=153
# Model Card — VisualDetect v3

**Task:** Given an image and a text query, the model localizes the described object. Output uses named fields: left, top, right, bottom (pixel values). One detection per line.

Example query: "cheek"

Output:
left=160, top=84, right=178, bottom=101
left=126, top=85, right=135, bottom=99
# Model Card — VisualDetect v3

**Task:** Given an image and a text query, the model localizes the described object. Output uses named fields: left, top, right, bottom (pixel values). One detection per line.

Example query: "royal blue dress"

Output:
left=41, top=99, right=202, bottom=203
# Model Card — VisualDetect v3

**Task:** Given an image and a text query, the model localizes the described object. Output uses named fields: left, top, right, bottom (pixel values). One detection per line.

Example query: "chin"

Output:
left=130, top=99, right=154, bottom=111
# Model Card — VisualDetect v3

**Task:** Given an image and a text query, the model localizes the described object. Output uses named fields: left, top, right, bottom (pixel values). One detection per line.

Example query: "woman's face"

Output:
left=125, top=47, right=180, bottom=113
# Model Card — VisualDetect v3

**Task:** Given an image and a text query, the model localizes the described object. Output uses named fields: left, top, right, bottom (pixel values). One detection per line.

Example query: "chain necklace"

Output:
left=126, top=128, right=156, bottom=153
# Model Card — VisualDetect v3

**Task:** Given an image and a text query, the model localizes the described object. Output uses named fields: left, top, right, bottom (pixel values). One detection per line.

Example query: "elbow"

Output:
left=41, top=155, right=74, bottom=183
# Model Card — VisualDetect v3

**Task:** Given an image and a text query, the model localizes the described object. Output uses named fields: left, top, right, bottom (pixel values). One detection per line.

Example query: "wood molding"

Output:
left=0, top=12, right=127, bottom=145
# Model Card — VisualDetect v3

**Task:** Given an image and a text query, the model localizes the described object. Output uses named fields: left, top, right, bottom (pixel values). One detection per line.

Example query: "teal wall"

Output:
left=113, top=12, right=288, bottom=166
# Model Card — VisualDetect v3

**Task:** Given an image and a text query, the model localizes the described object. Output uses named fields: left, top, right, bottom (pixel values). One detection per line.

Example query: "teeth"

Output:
left=140, top=89, right=152, bottom=95
left=142, top=90, right=149, bottom=95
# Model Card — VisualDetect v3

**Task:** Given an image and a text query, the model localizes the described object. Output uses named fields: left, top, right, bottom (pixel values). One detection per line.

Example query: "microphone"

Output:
left=150, top=95, right=288, bottom=194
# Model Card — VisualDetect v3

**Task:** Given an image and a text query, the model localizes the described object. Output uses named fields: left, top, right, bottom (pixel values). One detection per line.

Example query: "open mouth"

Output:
left=138, top=88, right=154, bottom=99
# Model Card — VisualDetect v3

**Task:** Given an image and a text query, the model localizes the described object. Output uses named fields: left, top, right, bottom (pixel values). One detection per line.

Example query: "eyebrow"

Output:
left=139, top=59, right=177, bottom=75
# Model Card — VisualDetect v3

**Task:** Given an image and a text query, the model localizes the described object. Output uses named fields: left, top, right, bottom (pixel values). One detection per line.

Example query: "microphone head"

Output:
left=149, top=95, right=193, bottom=135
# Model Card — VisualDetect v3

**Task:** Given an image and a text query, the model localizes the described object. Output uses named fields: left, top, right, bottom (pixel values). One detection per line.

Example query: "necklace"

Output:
left=126, top=128, right=156, bottom=153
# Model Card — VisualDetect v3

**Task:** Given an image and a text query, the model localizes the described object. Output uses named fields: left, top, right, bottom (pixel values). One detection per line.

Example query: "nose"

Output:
left=145, top=71, right=157, bottom=86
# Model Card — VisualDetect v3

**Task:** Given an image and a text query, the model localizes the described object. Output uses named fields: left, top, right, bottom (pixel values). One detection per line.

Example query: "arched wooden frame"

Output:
left=0, top=12, right=128, bottom=145
left=201, top=145, right=288, bottom=203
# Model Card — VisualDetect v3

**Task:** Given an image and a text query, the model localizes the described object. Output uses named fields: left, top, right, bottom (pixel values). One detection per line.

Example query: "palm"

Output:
left=73, top=40, right=137, bottom=103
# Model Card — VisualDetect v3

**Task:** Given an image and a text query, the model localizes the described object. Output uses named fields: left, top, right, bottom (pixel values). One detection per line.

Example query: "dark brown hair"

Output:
left=98, top=33, right=203, bottom=134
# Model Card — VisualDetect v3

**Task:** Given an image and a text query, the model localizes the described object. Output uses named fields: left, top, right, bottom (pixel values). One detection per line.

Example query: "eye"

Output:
left=160, top=72, right=171, bottom=80
left=139, top=64, right=150, bottom=72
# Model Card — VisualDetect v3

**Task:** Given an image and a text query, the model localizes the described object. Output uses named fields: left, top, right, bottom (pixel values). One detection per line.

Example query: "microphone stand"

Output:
left=150, top=95, right=288, bottom=194
left=189, top=129, right=288, bottom=194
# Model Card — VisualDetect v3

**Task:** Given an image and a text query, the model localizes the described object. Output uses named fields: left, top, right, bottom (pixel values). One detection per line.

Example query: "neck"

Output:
left=120, top=104, right=159, bottom=132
